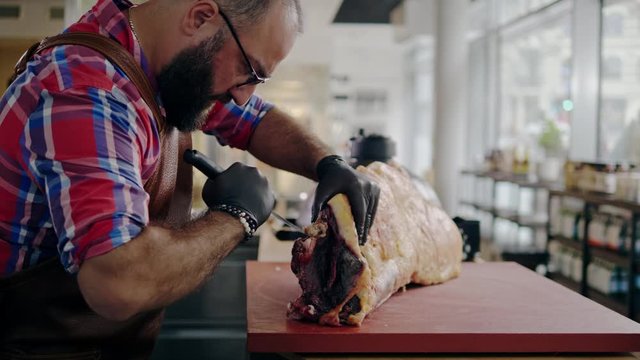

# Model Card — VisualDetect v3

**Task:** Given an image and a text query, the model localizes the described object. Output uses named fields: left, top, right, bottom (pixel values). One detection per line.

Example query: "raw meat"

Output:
left=288, top=162, right=462, bottom=326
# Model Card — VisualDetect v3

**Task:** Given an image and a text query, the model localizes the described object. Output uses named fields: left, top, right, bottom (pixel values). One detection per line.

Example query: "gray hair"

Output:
left=216, top=0, right=303, bottom=33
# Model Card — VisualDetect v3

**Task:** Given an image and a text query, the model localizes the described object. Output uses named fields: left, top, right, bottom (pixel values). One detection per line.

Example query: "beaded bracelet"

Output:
left=211, top=204, right=258, bottom=242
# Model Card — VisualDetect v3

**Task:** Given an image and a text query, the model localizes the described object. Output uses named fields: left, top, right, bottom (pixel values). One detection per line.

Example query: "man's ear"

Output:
left=182, top=0, right=220, bottom=36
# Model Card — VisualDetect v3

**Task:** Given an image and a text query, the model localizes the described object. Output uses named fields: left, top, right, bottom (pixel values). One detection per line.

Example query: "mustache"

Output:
left=210, top=92, right=233, bottom=104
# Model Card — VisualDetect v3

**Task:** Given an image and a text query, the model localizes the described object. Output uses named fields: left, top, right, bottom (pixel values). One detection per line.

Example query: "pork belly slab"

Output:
left=288, top=162, right=462, bottom=326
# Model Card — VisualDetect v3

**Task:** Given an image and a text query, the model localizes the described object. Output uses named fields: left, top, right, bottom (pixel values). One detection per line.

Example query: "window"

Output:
left=499, top=2, right=572, bottom=153
left=467, top=0, right=640, bottom=165
left=49, top=7, right=64, bottom=21
left=602, top=56, right=623, bottom=79
left=599, top=0, right=640, bottom=161
left=602, top=13, right=624, bottom=37
left=405, top=37, right=435, bottom=173
left=600, top=98, right=629, bottom=159
left=495, top=0, right=561, bottom=25
left=0, top=5, right=20, bottom=19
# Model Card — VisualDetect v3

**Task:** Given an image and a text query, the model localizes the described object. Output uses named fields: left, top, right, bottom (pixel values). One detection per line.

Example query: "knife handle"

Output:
left=183, top=149, right=225, bottom=179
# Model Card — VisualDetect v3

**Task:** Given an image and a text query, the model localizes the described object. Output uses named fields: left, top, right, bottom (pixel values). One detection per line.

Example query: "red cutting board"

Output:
left=246, top=261, right=640, bottom=353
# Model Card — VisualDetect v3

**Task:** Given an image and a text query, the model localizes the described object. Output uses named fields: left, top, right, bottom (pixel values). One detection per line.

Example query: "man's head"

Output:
left=149, top=0, right=302, bottom=131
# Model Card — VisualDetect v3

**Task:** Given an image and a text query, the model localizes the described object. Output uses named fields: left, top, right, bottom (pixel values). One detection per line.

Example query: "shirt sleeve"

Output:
left=23, top=86, right=151, bottom=274
left=200, top=94, right=274, bottom=150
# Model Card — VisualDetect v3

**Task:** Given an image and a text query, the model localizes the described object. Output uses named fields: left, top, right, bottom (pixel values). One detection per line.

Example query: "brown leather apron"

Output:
left=0, top=33, right=192, bottom=359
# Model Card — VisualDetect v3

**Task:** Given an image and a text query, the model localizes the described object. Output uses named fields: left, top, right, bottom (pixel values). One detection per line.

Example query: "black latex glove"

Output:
left=312, top=155, right=380, bottom=245
left=202, top=162, right=275, bottom=228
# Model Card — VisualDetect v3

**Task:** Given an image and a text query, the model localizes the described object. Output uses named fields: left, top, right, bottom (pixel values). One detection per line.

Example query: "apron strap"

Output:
left=10, top=32, right=165, bottom=134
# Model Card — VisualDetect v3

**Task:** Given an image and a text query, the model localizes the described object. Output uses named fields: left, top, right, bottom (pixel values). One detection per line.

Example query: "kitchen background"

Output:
left=2, top=0, right=640, bottom=358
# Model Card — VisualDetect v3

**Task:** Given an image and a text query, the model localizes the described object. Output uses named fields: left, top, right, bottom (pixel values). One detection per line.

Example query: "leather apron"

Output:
left=0, top=33, right=193, bottom=359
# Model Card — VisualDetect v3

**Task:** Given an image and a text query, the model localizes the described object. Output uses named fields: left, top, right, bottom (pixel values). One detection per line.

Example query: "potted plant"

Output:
left=538, top=119, right=564, bottom=182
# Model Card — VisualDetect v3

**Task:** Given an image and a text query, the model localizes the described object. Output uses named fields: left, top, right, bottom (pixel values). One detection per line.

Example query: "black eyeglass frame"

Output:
left=218, top=10, right=270, bottom=88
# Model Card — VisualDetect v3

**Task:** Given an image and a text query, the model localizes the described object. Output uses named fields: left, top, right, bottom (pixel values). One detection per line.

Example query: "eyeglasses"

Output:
left=219, top=10, right=270, bottom=88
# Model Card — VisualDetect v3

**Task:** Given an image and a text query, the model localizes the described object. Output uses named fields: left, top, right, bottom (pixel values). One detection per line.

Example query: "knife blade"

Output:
left=183, top=149, right=305, bottom=233
left=269, top=211, right=305, bottom=232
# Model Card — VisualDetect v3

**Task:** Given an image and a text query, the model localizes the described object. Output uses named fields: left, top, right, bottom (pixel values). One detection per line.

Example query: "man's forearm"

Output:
left=78, top=211, right=244, bottom=321
left=248, top=107, right=332, bottom=181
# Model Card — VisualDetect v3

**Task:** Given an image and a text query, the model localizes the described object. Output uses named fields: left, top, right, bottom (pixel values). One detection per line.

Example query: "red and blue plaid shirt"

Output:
left=0, top=0, right=273, bottom=276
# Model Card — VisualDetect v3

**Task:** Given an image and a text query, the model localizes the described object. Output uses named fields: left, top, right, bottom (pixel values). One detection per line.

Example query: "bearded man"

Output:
left=0, top=0, right=379, bottom=358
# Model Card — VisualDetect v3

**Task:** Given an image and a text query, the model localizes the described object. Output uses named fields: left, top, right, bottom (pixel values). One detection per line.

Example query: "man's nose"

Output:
left=229, top=85, right=257, bottom=107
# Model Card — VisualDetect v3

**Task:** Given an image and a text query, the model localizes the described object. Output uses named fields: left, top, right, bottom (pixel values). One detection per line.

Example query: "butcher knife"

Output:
left=183, top=149, right=305, bottom=233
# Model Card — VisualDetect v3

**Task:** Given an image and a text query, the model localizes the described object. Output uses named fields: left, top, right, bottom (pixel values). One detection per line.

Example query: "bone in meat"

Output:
left=288, top=161, right=463, bottom=326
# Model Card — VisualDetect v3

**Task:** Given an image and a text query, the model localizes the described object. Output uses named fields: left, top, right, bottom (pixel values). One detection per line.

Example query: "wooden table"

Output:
left=246, top=261, right=640, bottom=357
left=279, top=354, right=640, bottom=360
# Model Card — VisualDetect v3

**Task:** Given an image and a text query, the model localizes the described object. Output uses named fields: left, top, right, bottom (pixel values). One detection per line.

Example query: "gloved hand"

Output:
left=202, top=162, right=275, bottom=229
left=312, top=155, right=380, bottom=245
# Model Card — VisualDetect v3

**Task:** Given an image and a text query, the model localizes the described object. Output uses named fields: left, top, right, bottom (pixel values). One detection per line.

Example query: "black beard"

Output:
left=157, top=30, right=226, bottom=132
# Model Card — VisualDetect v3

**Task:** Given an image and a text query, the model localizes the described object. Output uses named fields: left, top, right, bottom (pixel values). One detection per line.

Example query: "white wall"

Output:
left=280, top=0, right=408, bottom=164
left=0, top=0, right=65, bottom=38
left=280, top=0, right=342, bottom=67
left=328, top=24, right=405, bottom=161
left=64, top=0, right=94, bottom=26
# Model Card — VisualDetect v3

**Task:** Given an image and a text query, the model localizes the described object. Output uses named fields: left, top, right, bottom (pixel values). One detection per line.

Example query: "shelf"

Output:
left=460, top=200, right=494, bottom=214
left=498, top=211, right=548, bottom=229
left=591, top=246, right=636, bottom=269
left=550, top=188, right=640, bottom=213
left=460, top=169, right=483, bottom=176
left=512, top=177, right=557, bottom=190
left=547, top=272, right=629, bottom=316
left=548, top=272, right=580, bottom=292
left=550, top=235, right=582, bottom=252
left=463, top=170, right=640, bottom=212
left=460, top=201, right=547, bottom=229
left=460, top=169, right=557, bottom=189
left=494, top=242, right=547, bottom=253
left=588, top=289, right=630, bottom=317
left=460, top=169, right=527, bottom=182
left=550, top=235, right=636, bottom=269
left=501, top=249, right=548, bottom=271
left=493, top=208, right=518, bottom=219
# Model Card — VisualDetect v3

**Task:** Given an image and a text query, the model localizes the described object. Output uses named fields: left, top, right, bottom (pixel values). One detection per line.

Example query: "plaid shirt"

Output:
left=0, top=0, right=273, bottom=276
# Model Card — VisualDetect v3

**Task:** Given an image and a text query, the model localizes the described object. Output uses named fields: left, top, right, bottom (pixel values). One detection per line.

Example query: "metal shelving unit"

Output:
left=459, top=170, right=549, bottom=269
left=547, top=272, right=629, bottom=316
left=460, top=200, right=547, bottom=229
left=551, top=234, right=634, bottom=269
left=547, top=189, right=639, bottom=320
left=460, top=169, right=640, bottom=320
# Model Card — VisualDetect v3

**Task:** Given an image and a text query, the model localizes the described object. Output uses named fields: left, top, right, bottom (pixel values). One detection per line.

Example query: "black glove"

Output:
left=202, top=162, right=275, bottom=230
left=312, top=155, right=380, bottom=245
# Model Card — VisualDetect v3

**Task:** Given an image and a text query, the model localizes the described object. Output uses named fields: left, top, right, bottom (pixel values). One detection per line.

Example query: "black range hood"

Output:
left=332, top=0, right=403, bottom=24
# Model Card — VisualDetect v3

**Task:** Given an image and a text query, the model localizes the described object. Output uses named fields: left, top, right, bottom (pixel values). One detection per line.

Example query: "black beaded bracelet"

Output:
left=316, top=155, right=346, bottom=180
left=211, top=204, right=258, bottom=242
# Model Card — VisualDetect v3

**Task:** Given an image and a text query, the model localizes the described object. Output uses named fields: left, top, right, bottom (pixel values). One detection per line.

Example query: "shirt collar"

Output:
left=71, top=0, right=158, bottom=92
